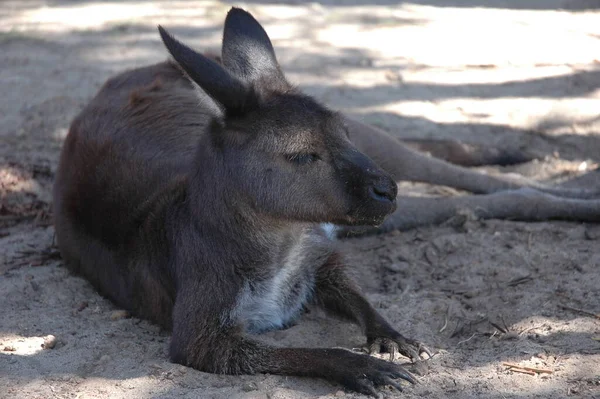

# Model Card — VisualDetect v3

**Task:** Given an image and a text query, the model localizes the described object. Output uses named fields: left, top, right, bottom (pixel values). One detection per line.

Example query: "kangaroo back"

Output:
left=52, top=62, right=206, bottom=321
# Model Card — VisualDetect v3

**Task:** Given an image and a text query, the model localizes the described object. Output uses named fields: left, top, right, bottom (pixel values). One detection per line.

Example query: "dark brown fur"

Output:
left=53, top=8, right=428, bottom=396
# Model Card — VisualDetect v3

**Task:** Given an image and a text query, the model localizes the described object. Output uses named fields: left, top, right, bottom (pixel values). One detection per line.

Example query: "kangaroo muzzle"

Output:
left=335, top=148, right=398, bottom=225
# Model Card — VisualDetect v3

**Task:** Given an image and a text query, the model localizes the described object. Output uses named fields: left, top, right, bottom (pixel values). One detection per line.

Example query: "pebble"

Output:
left=242, top=382, right=258, bottom=392
left=110, top=310, right=130, bottom=320
left=42, top=335, right=57, bottom=349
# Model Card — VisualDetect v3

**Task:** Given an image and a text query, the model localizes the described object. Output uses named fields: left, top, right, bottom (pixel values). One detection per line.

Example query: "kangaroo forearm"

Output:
left=260, top=347, right=352, bottom=376
left=171, top=330, right=268, bottom=375
left=317, top=288, right=397, bottom=339
left=260, top=346, right=418, bottom=394
left=312, top=254, right=430, bottom=361
left=172, top=331, right=364, bottom=380
left=313, top=254, right=397, bottom=337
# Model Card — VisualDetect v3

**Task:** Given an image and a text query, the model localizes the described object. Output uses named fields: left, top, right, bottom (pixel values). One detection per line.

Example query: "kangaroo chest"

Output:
left=232, top=230, right=330, bottom=334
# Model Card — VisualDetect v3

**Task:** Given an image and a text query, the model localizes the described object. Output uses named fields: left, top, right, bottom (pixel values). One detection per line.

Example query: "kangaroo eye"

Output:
left=287, top=153, right=319, bottom=165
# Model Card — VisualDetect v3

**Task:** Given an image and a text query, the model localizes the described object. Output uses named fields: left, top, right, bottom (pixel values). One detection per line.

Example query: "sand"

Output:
left=1, top=1, right=599, bottom=398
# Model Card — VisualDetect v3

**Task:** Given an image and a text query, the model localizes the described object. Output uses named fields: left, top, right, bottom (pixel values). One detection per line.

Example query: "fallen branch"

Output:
left=502, top=362, right=553, bottom=375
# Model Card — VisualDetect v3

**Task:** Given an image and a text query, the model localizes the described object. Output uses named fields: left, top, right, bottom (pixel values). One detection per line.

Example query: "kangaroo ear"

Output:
left=158, top=25, right=254, bottom=114
left=221, top=8, right=287, bottom=89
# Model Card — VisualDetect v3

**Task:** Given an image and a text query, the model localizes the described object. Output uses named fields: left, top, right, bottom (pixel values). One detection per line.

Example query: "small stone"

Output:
left=584, top=228, right=600, bottom=240
left=42, top=335, right=57, bottom=349
left=384, top=263, right=402, bottom=273
left=99, top=355, right=111, bottom=363
left=242, top=382, right=258, bottom=392
left=3, top=345, right=16, bottom=352
left=334, top=390, right=346, bottom=397
left=110, top=310, right=130, bottom=320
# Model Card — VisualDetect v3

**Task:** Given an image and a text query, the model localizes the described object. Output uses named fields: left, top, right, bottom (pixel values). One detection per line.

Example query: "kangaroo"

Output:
left=53, top=7, right=431, bottom=396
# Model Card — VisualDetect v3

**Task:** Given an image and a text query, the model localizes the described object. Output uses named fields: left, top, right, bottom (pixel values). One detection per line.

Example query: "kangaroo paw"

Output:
left=367, top=335, right=433, bottom=362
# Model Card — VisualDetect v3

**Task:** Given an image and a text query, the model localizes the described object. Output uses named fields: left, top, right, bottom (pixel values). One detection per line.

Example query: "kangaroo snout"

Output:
left=360, top=172, right=397, bottom=223
left=368, top=176, right=398, bottom=204
left=339, top=149, right=398, bottom=225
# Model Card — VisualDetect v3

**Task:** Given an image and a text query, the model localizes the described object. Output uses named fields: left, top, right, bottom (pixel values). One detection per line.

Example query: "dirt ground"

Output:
left=1, top=1, right=600, bottom=398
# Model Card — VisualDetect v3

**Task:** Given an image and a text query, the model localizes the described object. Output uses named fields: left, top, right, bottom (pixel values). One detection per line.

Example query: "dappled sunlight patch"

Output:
left=402, top=65, right=586, bottom=87
left=14, top=3, right=163, bottom=32
left=0, top=166, right=45, bottom=198
left=12, top=375, right=175, bottom=399
left=3, top=1, right=222, bottom=35
left=51, top=127, right=69, bottom=140
left=1, top=334, right=46, bottom=356
left=509, top=315, right=599, bottom=336
left=79, top=43, right=163, bottom=67
left=72, top=376, right=175, bottom=395
left=348, top=97, right=600, bottom=130
left=422, top=356, right=591, bottom=397
left=316, top=4, right=600, bottom=66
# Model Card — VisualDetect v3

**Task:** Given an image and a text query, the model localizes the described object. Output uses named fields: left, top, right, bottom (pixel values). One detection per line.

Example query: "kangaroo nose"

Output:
left=368, top=177, right=397, bottom=203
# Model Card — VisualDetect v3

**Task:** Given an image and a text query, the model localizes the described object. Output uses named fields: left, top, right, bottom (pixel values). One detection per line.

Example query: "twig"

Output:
left=457, top=333, right=476, bottom=346
left=439, top=306, right=449, bottom=333
left=519, top=324, right=544, bottom=336
left=503, top=362, right=553, bottom=374
left=507, top=274, right=533, bottom=287
left=500, top=316, right=509, bottom=334
left=507, top=368, right=536, bottom=376
left=558, top=304, right=600, bottom=320
left=490, top=321, right=508, bottom=334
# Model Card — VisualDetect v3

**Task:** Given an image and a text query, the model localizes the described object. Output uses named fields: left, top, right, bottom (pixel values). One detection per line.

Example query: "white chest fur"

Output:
left=231, top=229, right=331, bottom=333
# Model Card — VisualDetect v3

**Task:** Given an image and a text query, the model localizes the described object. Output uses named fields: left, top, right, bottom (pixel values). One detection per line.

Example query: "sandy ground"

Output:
left=1, top=1, right=600, bottom=398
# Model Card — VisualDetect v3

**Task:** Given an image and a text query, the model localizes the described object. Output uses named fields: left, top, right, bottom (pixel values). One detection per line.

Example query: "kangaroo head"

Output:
left=159, top=8, right=397, bottom=226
